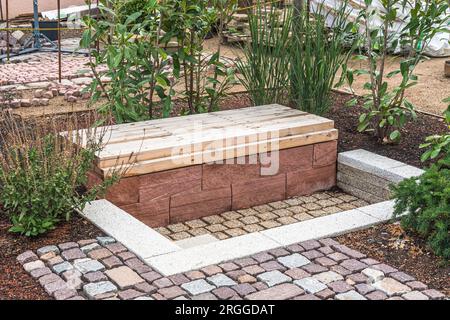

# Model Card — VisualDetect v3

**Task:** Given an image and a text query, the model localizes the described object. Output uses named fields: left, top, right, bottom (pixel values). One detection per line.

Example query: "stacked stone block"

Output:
left=337, top=149, right=424, bottom=203
left=88, top=141, right=338, bottom=228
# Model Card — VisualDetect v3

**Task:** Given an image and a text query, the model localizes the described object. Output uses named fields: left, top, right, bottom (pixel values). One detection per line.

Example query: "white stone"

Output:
left=52, top=261, right=74, bottom=274
left=72, top=77, right=93, bottom=85
left=261, top=209, right=379, bottom=246
left=206, top=274, right=237, bottom=287
left=335, top=290, right=367, bottom=300
left=294, top=277, right=327, bottom=294
left=74, top=259, right=105, bottom=274
left=338, top=149, right=423, bottom=183
left=83, top=281, right=117, bottom=300
left=402, top=291, right=429, bottom=300
left=175, top=234, right=219, bottom=249
left=277, top=253, right=310, bottom=268
left=313, top=271, right=344, bottom=284
left=358, top=201, right=396, bottom=221
left=80, top=243, right=101, bottom=253
left=362, top=268, right=385, bottom=283
left=96, top=236, right=115, bottom=246
left=383, top=165, right=424, bottom=183
left=82, top=200, right=181, bottom=260
left=372, top=278, right=411, bottom=296
left=23, top=260, right=45, bottom=272
left=134, top=296, right=154, bottom=300
left=181, top=279, right=216, bottom=296
left=26, top=81, right=51, bottom=89
left=146, top=232, right=281, bottom=276
left=257, top=270, right=291, bottom=287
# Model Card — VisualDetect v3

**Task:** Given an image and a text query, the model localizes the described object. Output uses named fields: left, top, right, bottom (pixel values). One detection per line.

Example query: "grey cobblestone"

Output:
left=257, top=270, right=291, bottom=287
left=17, top=236, right=446, bottom=300
left=181, top=279, right=216, bottom=295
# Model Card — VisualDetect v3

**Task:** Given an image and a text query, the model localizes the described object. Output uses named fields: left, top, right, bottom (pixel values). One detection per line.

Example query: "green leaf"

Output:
left=389, top=130, right=401, bottom=141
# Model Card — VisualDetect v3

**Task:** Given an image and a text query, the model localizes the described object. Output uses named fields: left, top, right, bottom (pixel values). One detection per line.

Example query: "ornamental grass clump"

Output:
left=0, top=112, right=118, bottom=237
left=291, top=0, right=357, bottom=115
left=236, top=4, right=293, bottom=106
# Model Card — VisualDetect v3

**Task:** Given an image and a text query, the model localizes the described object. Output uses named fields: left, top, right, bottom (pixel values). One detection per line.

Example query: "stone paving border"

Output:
left=17, top=237, right=447, bottom=300
left=156, top=190, right=368, bottom=241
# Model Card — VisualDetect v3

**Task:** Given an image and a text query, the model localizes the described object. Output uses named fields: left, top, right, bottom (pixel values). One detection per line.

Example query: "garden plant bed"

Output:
left=0, top=214, right=104, bottom=300
left=326, top=93, right=448, bottom=169
left=337, top=223, right=450, bottom=296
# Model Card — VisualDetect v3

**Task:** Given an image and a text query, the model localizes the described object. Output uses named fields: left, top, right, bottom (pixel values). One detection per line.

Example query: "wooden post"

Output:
left=58, top=0, right=62, bottom=83
left=96, top=0, right=99, bottom=52
left=6, top=0, right=9, bottom=62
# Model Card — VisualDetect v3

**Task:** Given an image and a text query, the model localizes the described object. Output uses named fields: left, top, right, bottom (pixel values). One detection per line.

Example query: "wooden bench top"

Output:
left=82, top=104, right=337, bottom=177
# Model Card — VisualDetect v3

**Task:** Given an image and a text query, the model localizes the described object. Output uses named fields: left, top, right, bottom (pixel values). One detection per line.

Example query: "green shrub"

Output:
left=164, top=0, right=237, bottom=113
left=116, top=0, right=149, bottom=25
left=82, top=0, right=175, bottom=123
left=0, top=112, right=118, bottom=237
left=391, top=162, right=450, bottom=260
left=346, top=0, right=449, bottom=143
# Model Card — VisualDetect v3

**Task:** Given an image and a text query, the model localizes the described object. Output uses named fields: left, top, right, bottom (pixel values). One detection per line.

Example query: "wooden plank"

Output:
left=98, top=104, right=291, bottom=133
left=96, top=112, right=330, bottom=157
left=100, top=129, right=338, bottom=177
left=75, top=105, right=300, bottom=147
left=70, top=104, right=338, bottom=174
left=96, top=110, right=311, bottom=149
left=96, top=115, right=334, bottom=167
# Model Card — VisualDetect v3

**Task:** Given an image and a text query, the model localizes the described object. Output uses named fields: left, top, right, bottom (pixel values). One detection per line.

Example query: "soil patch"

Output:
left=0, top=213, right=103, bottom=300
left=336, top=223, right=449, bottom=296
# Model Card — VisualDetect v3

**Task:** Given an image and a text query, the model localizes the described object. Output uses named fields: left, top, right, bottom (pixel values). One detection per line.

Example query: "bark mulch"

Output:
left=0, top=214, right=103, bottom=300
left=337, top=223, right=449, bottom=296
left=325, top=92, right=448, bottom=169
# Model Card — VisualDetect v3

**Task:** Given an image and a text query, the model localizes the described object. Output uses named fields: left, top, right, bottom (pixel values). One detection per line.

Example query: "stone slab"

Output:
left=146, top=233, right=282, bottom=276
left=357, top=201, right=396, bottom=222
left=261, top=209, right=379, bottom=246
left=81, top=200, right=181, bottom=260
left=338, top=149, right=423, bottom=183
left=175, top=234, right=219, bottom=249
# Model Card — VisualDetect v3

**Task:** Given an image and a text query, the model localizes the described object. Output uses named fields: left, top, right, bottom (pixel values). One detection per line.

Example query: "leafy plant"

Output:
left=346, top=0, right=449, bottom=143
left=81, top=0, right=175, bottom=123
left=291, top=0, right=357, bottom=115
left=0, top=112, right=118, bottom=237
left=236, top=4, right=293, bottom=106
left=420, top=97, right=450, bottom=163
left=116, top=0, right=150, bottom=25
left=164, top=0, right=237, bottom=113
left=392, top=163, right=450, bottom=260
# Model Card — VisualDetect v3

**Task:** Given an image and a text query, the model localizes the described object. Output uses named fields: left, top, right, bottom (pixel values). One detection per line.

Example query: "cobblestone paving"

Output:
left=0, top=52, right=103, bottom=85
left=156, top=191, right=369, bottom=241
left=17, top=237, right=446, bottom=300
